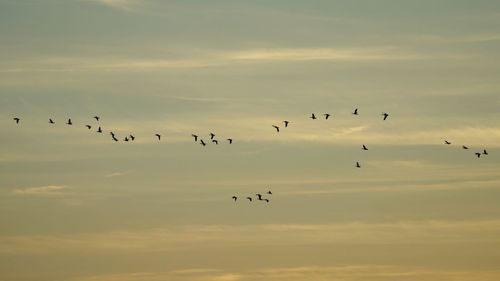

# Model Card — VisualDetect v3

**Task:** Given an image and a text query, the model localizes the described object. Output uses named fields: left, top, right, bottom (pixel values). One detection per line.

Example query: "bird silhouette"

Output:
left=272, top=125, right=280, bottom=132
left=200, top=139, right=206, bottom=146
left=94, top=116, right=100, bottom=121
left=212, top=140, right=219, bottom=145
left=97, top=127, right=102, bottom=133
left=310, top=113, right=317, bottom=120
left=462, top=145, right=469, bottom=150
left=356, top=162, right=361, bottom=168
left=49, top=118, right=55, bottom=124
left=324, top=113, right=331, bottom=120
left=210, top=133, right=216, bottom=140
left=112, top=136, right=118, bottom=142
left=246, top=197, right=252, bottom=202
left=124, top=137, right=129, bottom=142
left=192, top=134, right=198, bottom=142
left=475, top=152, right=481, bottom=158
left=483, top=149, right=488, bottom=155
left=283, top=120, right=290, bottom=127
left=232, top=196, right=238, bottom=201
left=85, top=125, right=92, bottom=129
left=130, top=135, right=135, bottom=141
left=13, top=117, right=20, bottom=124
left=227, top=138, right=233, bottom=144
left=362, top=145, right=368, bottom=151
left=352, top=108, right=359, bottom=115
left=256, top=194, right=263, bottom=200
left=66, top=119, right=72, bottom=125
left=263, top=199, right=270, bottom=203
left=155, top=134, right=161, bottom=141
left=267, top=190, right=272, bottom=195
left=110, top=132, right=115, bottom=137
left=382, top=112, right=389, bottom=120
left=445, top=140, right=451, bottom=145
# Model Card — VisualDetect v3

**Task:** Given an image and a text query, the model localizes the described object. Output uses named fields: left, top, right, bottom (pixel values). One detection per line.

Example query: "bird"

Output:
left=310, top=113, right=317, bottom=120
left=483, top=149, right=488, bottom=155
left=246, top=197, right=252, bottom=202
left=192, top=134, right=198, bottom=142
left=324, top=113, right=331, bottom=120
left=272, top=125, right=280, bottom=132
left=129, top=135, right=135, bottom=141
left=85, top=125, right=92, bottom=129
left=13, top=117, right=20, bottom=124
left=200, top=139, right=206, bottom=146
left=267, top=190, right=272, bottom=195
left=124, top=137, right=129, bottom=142
left=112, top=136, right=118, bottom=142
left=49, top=118, right=55, bottom=124
left=97, top=127, right=102, bottom=133
left=352, top=108, right=359, bottom=115
left=155, top=134, right=161, bottom=141
left=227, top=138, right=233, bottom=144
left=362, top=145, right=368, bottom=151
left=212, top=140, right=219, bottom=145
left=283, top=120, right=290, bottom=127
left=232, top=196, right=238, bottom=201
left=93, top=116, right=100, bottom=121
left=263, top=199, right=270, bottom=203
left=110, top=132, right=115, bottom=137
left=210, top=133, right=216, bottom=140
left=462, top=145, right=469, bottom=150
left=445, top=140, right=451, bottom=145
left=475, top=152, right=481, bottom=158
left=382, top=112, right=389, bottom=120
left=256, top=194, right=263, bottom=200
left=356, top=162, right=361, bottom=168
left=66, top=119, right=72, bottom=125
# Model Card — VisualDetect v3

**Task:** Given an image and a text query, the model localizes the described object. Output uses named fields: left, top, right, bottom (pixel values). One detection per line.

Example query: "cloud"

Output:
left=12, top=185, right=68, bottom=196
left=105, top=171, right=131, bottom=178
left=84, top=0, right=140, bottom=11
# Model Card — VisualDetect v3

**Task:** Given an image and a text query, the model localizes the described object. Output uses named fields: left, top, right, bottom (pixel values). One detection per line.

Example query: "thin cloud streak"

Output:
left=12, top=185, right=69, bottom=196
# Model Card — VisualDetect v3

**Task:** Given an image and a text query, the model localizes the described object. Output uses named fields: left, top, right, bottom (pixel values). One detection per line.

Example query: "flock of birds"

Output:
left=11, top=107, right=491, bottom=203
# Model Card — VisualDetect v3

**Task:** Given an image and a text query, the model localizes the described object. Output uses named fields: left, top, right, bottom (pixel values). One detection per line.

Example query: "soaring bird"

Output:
left=85, top=125, right=92, bottom=129
left=93, top=116, right=100, bottom=121
left=462, top=145, right=469, bottom=150
left=272, top=125, right=280, bottom=132
left=445, top=140, right=451, bottom=145
left=200, top=139, right=206, bottom=146
left=124, top=137, right=129, bottom=142
left=356, top=162, right=361, bottom=168
left=283, top=120, right=290, bottom=127
left=97, top=127, right=102, bottom=133
left=267, top=190, right=272, bottom=195
left=49, top=118, right=55, bottom=124
left=129, top=135, right=135, bottom=141
left=155, top=134, right=161, bottom=140
left=483, top=149, right=488, bottom=155
left=475, top=152, right=481, bottom=158
left=227, top=138, right=233, bottom=144
left=310, top=113, right=317, bottom=120
left=382, top=112, right=389, bottom=120
left=212, top=140, right=219, bottom=145
left=66, top=119, right=72, bottom=125
left=246, top=197, right=252, bottom=202
left=324, top=113, right=331, bottom=120
left=232, top=196, right=238, bottom=201
left=13, top=117, right=20, bottom=124
left=210, top=133, right=216, bottom=140
left=362, top=145, right=368, bottom=151
left=192, top=134, right=198, bottom=142
left=256, top=194, right=263, bottom=200
left=352, top=108, right=359, bottom=115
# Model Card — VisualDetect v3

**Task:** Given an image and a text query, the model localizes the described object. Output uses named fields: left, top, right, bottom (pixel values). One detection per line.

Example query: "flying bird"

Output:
left=445, top=140, right=451, bottom=145
left=49, top=118, right=55, bottom=124
left=85, top=125, right=92, bottom=129
left=129, top=135, right=135, bottom=141
left=352, top=108, right=359, bottom=115
left=124, top=137, right=129, bottom=142
left=382, top=112, right=389, bottom=120
left=475, top=152, right=481, bottom=158
left=227, top=138, right=233, bottom=144
left=246, top=197, right=252, bottom=202
left=210, top=133, right=216, bottom=140
left=200, top=139, right=206, bottom=146
left=192, top=134, right=198, bottom=142
left=13, top=117, right=20, bottom=124
left=356, top=162, right=361, bottom=168
left=272, top=125, right=280, bottom=132
left=110, top=132, right=115, bottom=137
left=232, top=196, right=238, bottom=201
left=155, top=134, right=161, bottom=141
left=112, top=136, right=118, bottom=142
left=324, top=113, right=331, bottom=120
left=93, top=116, right=100, bottom=121
left=310, top=113, right=317, bottom=120
left=256, top=194, right=263, bottom=200
left=264, top=199, right=270, bottom=203
left=212, top=140, right=219, bottom=145
left=483, top=149, right=488, bottom=155
left=462, top=145, right=469, bottom=150
left=66, top=119, right=72, bottom=125
left=97, top=127, right=102, bottom=133
left=362, top=145, right=368, bottom=151
left=283, top=120, right=290, bottom=127
left=267, top=190, right=272, bottom=195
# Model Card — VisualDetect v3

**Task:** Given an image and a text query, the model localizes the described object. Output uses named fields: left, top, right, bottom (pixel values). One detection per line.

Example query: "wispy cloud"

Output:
left=12, top=185, right=68, bottom=196
left=105, top=171, right=131, bottom=178
left=84, top=0, right=140, bottom=11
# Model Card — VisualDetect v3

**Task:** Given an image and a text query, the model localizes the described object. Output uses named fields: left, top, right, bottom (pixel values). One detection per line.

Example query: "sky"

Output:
left=1, top=0, right=500, bottom=280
